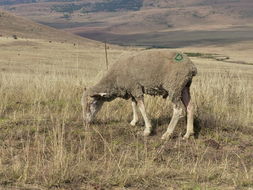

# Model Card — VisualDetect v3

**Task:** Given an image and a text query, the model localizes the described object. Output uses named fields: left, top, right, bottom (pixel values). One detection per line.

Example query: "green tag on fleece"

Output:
left=174, top=53, right=184, bottom=62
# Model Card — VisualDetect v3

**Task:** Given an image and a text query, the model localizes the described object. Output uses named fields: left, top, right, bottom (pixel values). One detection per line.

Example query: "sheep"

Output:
left=82, top=50, right=197, bottom=140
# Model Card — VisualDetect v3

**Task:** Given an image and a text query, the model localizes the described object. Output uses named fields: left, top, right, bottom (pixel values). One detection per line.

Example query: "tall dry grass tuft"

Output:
left=0, top=52, right=253, bottom=189
left=193, top=70, right=252, bottom=132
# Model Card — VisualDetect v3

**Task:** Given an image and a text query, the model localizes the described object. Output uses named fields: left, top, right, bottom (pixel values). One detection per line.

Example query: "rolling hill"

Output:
left=0, top=9, right=101, bottom=46
left=1, top=0, right=253, bottom=47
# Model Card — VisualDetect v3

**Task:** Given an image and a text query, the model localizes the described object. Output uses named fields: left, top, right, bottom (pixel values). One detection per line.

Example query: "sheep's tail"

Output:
left=192, top=65, right=197, bottom=76
left=188, top=59, right=197, bottom=76
left=185, top=55, right=197, bottom=77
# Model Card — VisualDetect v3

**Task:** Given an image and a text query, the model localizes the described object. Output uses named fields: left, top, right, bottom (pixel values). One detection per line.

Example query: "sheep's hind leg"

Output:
left=130, top=98, right=139, bottom=126
left=161, top=102, right=184, bottom=140
left=182, top=87, right=194, bottom=139
left=136, top=97, right=152, bottom=136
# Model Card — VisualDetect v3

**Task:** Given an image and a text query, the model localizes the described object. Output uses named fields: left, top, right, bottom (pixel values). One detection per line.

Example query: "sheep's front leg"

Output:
left=161, top=102, right=184, bottom=140
left=136, top=97, right=152, bottom=136
left=130, top=99, right=139, bottom=126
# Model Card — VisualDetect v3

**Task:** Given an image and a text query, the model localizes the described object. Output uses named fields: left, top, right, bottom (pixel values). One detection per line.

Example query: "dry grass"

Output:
left=0, top=37, right=253, bottom=189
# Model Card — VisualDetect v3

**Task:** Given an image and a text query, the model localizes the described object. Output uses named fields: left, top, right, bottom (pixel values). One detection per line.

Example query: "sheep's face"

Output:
left=83, top=96, right=103, bottom=124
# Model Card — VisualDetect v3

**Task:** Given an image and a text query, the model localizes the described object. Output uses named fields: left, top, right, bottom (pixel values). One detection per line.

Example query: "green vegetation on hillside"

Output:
left=51, top=3, right=84, bottom=13
left=51, top=0, right=143, bottom=14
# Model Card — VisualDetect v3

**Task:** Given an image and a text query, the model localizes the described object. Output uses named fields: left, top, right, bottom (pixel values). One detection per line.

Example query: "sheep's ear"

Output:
left=91, top=93, right=108, bottom=98
left=98, top=93, right=108, bottom=97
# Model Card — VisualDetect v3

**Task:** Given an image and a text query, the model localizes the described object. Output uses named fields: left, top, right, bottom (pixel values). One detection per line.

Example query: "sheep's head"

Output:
left=82, top=89, right=105, bottom=124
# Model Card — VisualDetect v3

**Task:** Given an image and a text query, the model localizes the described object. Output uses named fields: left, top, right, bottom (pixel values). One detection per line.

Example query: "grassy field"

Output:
left=0, top=37, right=253, bottom=190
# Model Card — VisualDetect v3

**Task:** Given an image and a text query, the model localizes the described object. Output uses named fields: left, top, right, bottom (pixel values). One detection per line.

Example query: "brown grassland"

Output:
left=0, top=36, right=253, bottom=190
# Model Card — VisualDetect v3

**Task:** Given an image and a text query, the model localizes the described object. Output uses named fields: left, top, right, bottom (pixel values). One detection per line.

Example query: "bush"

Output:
left=12, top=34, right=18, bottom=39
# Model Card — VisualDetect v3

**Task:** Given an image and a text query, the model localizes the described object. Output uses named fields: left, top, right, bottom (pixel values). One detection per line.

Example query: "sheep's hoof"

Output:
left=161, top=132, right=172, bottom=140
left=130, top=120, right=138, bottom=126
left=182, top=132, right=194, bottom=140
left=143, top=129, right=151, bottom=137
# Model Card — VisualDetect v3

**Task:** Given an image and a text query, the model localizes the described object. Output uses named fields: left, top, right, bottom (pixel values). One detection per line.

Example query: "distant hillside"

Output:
left=0, top=10, right=101, bottom=46
left=0, top=0, right=36, bottom=6
left=1, top=0, right=253, bottom=47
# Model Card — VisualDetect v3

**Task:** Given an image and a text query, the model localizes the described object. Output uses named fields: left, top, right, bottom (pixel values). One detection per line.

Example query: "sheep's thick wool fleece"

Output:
left=87, top=50, right=197, bottom=102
